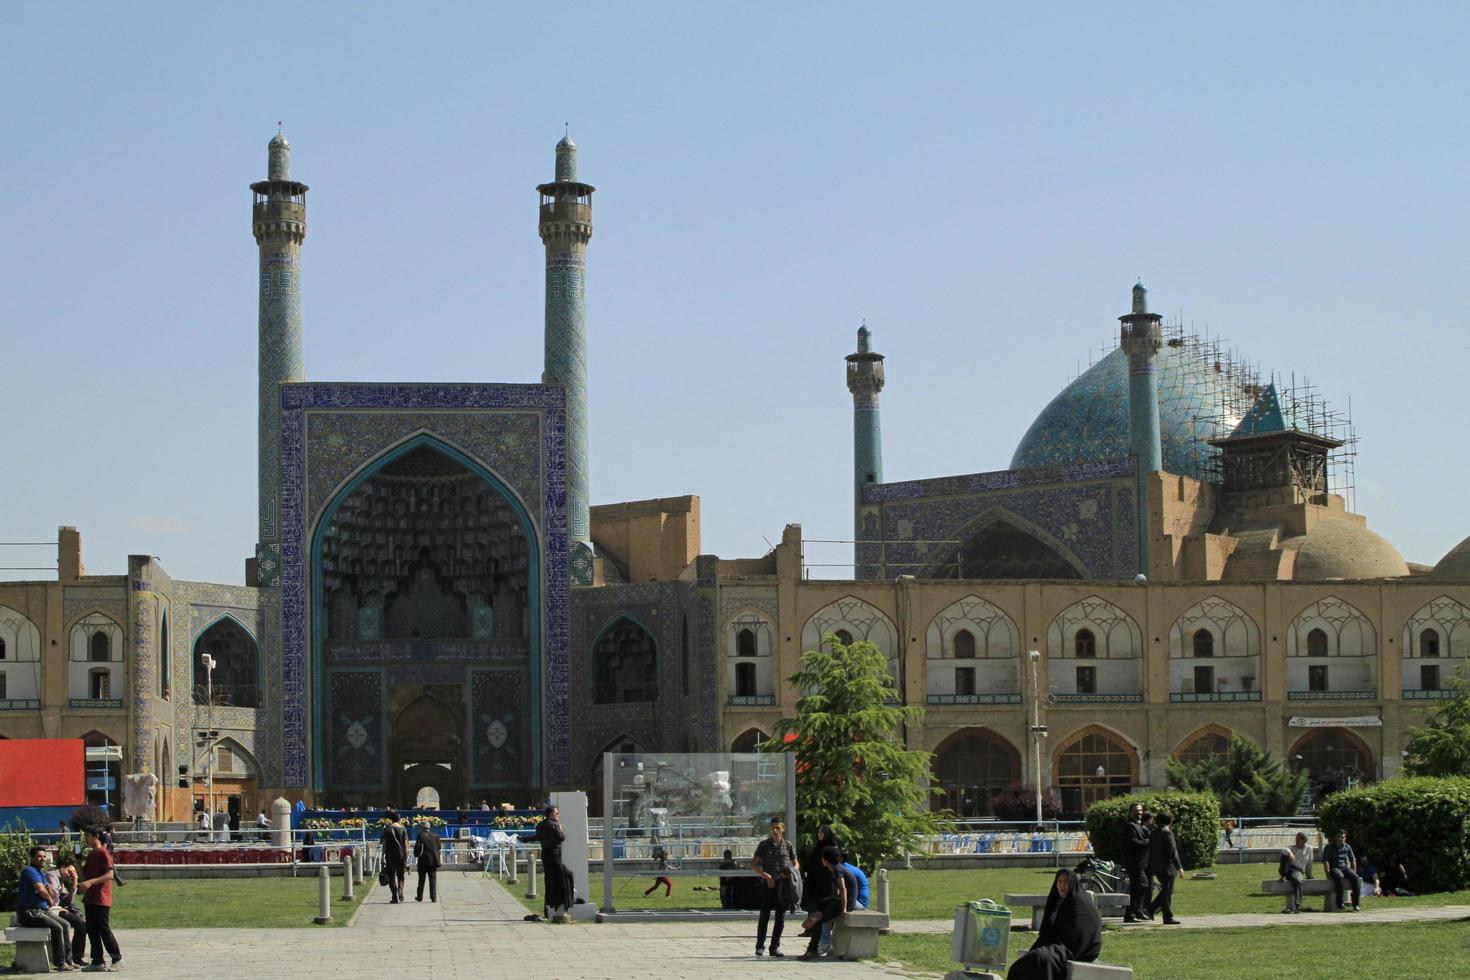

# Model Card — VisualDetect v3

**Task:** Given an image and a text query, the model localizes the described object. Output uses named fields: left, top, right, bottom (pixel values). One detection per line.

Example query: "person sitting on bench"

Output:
left=1007, top=868, right=1102, bottom=980
left=1323, top=830, right=1362, bottom=912
left=1278, top=832, right=1314, bottom=913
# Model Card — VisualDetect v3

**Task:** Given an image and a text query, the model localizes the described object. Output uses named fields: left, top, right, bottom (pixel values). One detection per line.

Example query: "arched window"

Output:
left=1420, top=629, right=1441, bottom=658
left=1307, top=628, right=1329, bottom=657
left=736, top=628, right=757, bottom=658
left=1055, top=730, right=1136, bottom=811
left=731, top=728, right=767, bottom=754
left=931, top=728, right=1020, bottom=818
left=1192, top=629, right=1214, bottom=658
left=834, top=629, right=854, bottom=648
left=193, top=618, right=261, bottom=708
left=159, top=609, right=170, bottom=697
left=735, top=661, right=756, bottom=697
left=1175, top=731, right=1231, bottom=768
left=953, top=629, right=976, bottom=659
left=1074, top=628, right=1096, bottom=658
left=89, top=632, right=110, bottom=663
left=593, top=618, right=658, bottom=704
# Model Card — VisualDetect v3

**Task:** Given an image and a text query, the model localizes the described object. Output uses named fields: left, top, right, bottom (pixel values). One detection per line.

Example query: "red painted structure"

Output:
left=0, top=739, right=86, bottom=807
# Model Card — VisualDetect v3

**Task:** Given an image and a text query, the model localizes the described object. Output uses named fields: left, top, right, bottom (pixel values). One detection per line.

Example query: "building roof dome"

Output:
left=1289, top=521, right=1409, bottom=580
left=557, top=133, right=576, bottom=150
left=1431, top=534, right=1470, bottom=579
left=269, top=132, right=290, bottom=149
left=1010, top=343, right=1248, bottom=481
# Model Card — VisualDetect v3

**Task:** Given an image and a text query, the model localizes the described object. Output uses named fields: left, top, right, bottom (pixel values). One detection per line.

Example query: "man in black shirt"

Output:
left=751, top=817, right=798, bottom=957
left=1122, top=804, right=1151, bottom=922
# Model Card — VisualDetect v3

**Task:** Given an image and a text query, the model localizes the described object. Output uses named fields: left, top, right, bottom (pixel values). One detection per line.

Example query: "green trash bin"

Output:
left=952, top=899, right=1012, bottom=973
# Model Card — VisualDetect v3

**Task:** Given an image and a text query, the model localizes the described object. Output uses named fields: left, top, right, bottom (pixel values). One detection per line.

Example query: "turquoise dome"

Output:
left=1010, top=344, right=1243, bottom=482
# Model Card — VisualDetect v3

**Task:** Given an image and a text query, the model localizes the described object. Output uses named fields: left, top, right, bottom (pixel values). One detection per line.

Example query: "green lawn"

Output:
left=885, top=864, right=1470, bottom=919
left=881, top=921, right=1470, bottom=979
left=101, top=876, right=369, bottom=929
left=507, top=872, right=732, bottom=914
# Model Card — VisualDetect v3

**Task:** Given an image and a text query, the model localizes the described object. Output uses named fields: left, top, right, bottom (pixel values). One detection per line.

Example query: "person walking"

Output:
left=1279, top=832, right=1314, bottom=913
left=16, top=845, right=76, bottom=971
left=413, top=821, right=442, bottom=903
left=379, top=810, right=409, bottom=904
left=1145, top=812, right=1184, bottom=924
left=1323, top=830, right=1362, bottom=912
left=198, top=807, right=212, bottom=843
left=1121, top=803, right=1151, bottom=922
left=78, top=827, right=122, bottom=972
left=751, top=816, right=799, bottom=958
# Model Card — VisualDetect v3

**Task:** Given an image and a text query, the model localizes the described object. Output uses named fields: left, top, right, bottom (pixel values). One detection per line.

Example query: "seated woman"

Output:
left=1007, top=868, right=1102, bottom=980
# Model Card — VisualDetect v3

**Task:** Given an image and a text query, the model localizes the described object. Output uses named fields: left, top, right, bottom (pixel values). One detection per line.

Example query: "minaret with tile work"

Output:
left=251, top=131, right=307, bottom=585
left=538, top=134, right=595, bottom=584
left=1119, top=281, right=1163, bottom=575
left=846, top=324, right=886, bottom=566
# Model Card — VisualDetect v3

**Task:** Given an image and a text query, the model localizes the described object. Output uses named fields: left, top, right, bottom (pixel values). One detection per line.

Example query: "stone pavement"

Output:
left=102, top=872, right=914, bottom=979
left=888, top=904, right=1470, bottom=934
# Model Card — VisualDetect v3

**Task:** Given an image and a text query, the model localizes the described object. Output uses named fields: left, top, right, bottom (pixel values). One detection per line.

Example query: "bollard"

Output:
left=875, top=868, right=891, bottom=935
left=342, top=854, right=354, bottom=900
left=527, top=854, right=538, bottom=899
left=314, top=865, right=333, bottom=924
left=355, top=848, right=366, bottom=886
left=508, top=847, right=518, bottom=884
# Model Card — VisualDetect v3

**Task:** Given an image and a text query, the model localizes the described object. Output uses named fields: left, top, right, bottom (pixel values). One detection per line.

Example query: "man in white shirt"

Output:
left=1280, top=832, right=1314, bottom=913
left=198, top=807, right=213, bottom=842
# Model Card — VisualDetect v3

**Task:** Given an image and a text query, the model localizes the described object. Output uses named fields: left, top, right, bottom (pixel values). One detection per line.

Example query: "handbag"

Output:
left=378, top=867, right=390, bottom=887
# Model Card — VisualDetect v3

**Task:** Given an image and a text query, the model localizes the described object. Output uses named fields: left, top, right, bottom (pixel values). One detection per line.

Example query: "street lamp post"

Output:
left=1028, top=650, right=1047, bottom=825
left=200, top=653, right=216, bottom=825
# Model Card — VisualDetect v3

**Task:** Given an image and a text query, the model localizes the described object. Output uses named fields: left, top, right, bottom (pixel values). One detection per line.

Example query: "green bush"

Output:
left=1084, top=792, right=1220, bottom=870
left=0, top=825, right=37, bottom=913
left=1317, top=777, right=1470, bottom=893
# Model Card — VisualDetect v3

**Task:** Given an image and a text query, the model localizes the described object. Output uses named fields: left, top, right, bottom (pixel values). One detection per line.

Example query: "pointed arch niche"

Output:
left=1172, top=723, right=1238, bottom=767
left=801, top=596, right=898, bottom=685
left=726, top=610, right=775, bottom=705
left=591, top=616, right=659, bottom=705
left=0, top=605, right=42, bottom=704
left=68, top=612, right=124, bottom=704
left=1285, top=596, right=1376, bottom=699
left=1168, top=596, right=1261, bottom=701
left=730, top=727, right=768, bottom=754
left=193, top=616, right=260, bottom=709
left=924, top=509, right=1088, bottom=580
left=1053, top=725, right=1138, bottom=814
left=924, top=596, right=1020, bottom=703
left=930, top=727, right=1021, bottom=817
left=1401, top=595, right=1470, bottom=697
left=1045, top=597, right=1142, bottom=700
left=1288, top=727, right=1375, bottom=798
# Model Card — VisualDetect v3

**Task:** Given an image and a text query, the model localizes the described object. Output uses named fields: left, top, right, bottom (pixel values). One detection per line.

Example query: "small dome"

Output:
left=269, top=132, right=290, bottom=149
left=1290, top=521, right=1409, bottom=580
left=1432, top=534, right=1470, bottom=579
left=1011, top=344, right=1248, bottom=481
left=557, top=133, right=576, bottom=150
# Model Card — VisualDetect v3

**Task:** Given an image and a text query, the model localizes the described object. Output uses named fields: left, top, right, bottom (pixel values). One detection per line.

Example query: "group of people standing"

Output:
left=749, top=818, right=869, bottom=961
left=14, top=826, right=123, bottom=972
left=1122, top=803, right=1184, bottom=924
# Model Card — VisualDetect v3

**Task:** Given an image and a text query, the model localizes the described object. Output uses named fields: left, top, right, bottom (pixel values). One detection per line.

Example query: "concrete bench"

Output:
left=944, top=962, right=1132, bottom=980
left=3, top=923, right=55, bottom=975
left=829, top=908, right=890, bottom=961
left=1261, top=878, right=1342, bottom=912
left=1004, top=893, right=1129, bottom=930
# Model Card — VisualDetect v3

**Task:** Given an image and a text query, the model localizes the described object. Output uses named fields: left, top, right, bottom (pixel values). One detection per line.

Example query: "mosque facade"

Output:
left=2, top=134, right=1469, bottom=824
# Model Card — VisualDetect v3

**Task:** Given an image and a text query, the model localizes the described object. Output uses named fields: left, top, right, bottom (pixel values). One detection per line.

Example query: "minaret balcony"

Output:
left=539, top=201, right=592, bottom=224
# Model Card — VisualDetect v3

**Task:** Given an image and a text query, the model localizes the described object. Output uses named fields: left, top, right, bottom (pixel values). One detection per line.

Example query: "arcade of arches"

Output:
left=931, top=728, right=1020, bottom=817
left=316, top=443, right=536, bottom=807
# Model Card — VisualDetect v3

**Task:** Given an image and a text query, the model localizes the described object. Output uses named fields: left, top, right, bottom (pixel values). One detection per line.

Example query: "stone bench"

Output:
left=3, top=922, right=55, bottom=975
left=829, top=908, right=890, bottom=960
left=944, top=962, right=1132, bottom=980
left=1004, top=893, right=1129, bottom=930
left=1260, top=878, right=1342, bottom=912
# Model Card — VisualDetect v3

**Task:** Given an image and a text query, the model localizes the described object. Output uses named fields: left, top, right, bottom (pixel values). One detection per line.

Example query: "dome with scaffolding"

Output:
left=1010, top=334, right=1256, bottom=483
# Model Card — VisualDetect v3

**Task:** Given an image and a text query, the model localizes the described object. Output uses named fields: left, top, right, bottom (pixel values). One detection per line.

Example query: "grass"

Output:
left=884, top=863, right=1470, bottom=919
left=881, top=921, right=1470, bottom=979
left=505, top=872, right=733, bottom=914
left=98, top=876, right=370, bottom=929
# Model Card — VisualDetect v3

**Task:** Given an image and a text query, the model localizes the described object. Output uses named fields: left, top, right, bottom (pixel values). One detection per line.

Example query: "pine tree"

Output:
left=761, top=634, right=949, bottom=869
left=1166, top=736, right=1307, bottom=816
left=1404, top=664, right=1470, bottom=777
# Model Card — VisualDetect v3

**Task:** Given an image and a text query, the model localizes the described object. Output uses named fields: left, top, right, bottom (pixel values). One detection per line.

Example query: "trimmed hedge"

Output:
left=1085, top=792, right=1219, bottom=870
left=1317, top=777, right=1470, bottom=893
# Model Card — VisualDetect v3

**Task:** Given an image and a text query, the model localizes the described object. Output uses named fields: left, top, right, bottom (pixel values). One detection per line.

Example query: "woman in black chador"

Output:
left=1007, top=868, right=1103, bottom=980
left=533, top=805, right=575, bottom=918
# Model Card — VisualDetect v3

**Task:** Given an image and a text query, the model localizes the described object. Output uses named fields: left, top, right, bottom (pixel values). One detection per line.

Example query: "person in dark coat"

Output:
left=379, top=810, right=409, bottom=904
left=1006, top=868, right=1103, bottom=980
left=1145, top=811, right=1184, bottom=924
left=802, top=824, right=839, bottom=914
left=533, top=805, right=575, bottom=918
left=413, top=822, right=442, bottom=903
left=1121, top=803, right=1151, bottom=922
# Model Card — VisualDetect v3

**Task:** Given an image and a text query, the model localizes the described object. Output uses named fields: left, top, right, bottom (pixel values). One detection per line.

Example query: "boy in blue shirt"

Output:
left=16, top=845, right=74, bottom=970
left=841, top=851, right=869, bottom=909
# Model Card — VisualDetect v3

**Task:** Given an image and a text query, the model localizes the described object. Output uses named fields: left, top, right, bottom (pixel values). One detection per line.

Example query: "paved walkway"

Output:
left=102, top=874, right=911, bottom=979
left=889, top=904, right=1470, bottom=934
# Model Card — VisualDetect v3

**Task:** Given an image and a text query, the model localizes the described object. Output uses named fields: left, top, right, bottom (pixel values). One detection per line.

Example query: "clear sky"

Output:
left=4, top=2, right=1467, bottom=583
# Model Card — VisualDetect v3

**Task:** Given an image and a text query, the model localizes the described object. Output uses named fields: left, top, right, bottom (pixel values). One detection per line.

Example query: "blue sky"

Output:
left=4, top=2, right=1467, bottom=582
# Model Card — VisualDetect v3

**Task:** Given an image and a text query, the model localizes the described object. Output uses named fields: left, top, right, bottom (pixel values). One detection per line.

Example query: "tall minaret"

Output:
left=1119, top=281, right=1162, bottom=576
left=846, top=324, right=886, bottom=564
left=538, top=133, right=595, bottom=584
left=250, top=131, right=307, bottom=586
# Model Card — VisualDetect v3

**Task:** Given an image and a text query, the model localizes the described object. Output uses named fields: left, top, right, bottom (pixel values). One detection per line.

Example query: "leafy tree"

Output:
left=761, top=635, right=949, bottom=869
left=1404, top=665, right=1470, bottom=777
left=0, top=824, right=36, bottom=913
left=1166, top=736, right=1307, bottom=816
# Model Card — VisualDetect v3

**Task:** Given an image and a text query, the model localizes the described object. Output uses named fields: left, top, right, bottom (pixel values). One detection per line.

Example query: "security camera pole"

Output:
left=1028, top=650, right=1047, bottom=825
